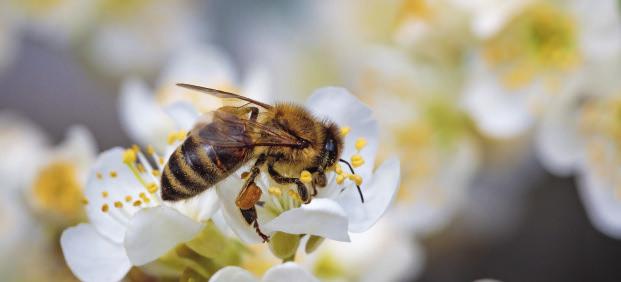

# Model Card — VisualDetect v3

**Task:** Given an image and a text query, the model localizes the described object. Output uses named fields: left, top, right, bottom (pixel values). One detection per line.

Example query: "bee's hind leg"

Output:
left=240, top=207, right=269, bottom=242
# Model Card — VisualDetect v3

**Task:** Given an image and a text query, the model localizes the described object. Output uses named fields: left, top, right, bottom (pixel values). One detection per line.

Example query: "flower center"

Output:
left=312, top=252, right=347, bottom=280
left=32, top=161, right=84, bottom=220
left=396, top=0, right=433, bottom=26
left=483, top=3, right=580, bottom=89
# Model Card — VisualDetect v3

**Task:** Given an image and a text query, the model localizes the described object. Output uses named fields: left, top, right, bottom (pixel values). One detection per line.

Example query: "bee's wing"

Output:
left=193, top=110, right=304, bottom=148
left=176, top=83, right=273, bottom=109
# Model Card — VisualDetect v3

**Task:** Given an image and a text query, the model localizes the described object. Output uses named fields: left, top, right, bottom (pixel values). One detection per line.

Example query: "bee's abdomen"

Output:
left=161, top=134, right=248, bottom=201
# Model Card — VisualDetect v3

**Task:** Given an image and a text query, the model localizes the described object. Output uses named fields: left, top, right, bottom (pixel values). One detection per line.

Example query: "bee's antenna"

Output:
left=339, top=159, right=364, bottom=203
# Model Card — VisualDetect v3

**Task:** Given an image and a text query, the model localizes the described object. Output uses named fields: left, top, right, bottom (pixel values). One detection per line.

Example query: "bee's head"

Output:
left=322, top=122, right=343, bottom=169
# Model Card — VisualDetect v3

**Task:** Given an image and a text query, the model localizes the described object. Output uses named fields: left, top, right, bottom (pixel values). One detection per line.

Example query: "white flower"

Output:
left=119, top=45, right=270, bottom=152
left=461, top=0, right=621, bottom=138
left=84, top=0, right=202, bottom=75
left=303, top=219, right=424, bottom=282
left=535, top=84, right=621, bottom=238
left=215, top=87, right=400, bottom=244
left=210, top=262, right=319, bottom=282
left=353, top=47, right=480, bottom=235
left=61, top=143, right=219, bottom=281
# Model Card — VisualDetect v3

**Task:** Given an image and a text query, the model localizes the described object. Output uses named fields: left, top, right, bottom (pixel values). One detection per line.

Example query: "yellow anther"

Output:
left=114, top=201, right=123, bottom=208
left=335, top=164, right=343, bottom=175
left=101, top=204, right=109, bottom=213
left=355, top=138, right=367, bottom=151
left=351, top=154, right=365, bottom=168
left=82, top=198, right=89, bottom=205
left=110, top=171, right=118, bottom=178
left=167, top=132, right=177, bottom=145
left=151, top=169, right=160, bottom=177
left=268, top=187, right=282, bottom=197
left=340, top=127, right=351, bottom=137
left=176, top=130, right=187, bottom=141
left=143, top=197, right=151, bottom=204
left=131, top=144, right=140, bottom=153
left=102, top=191, right=109, bottom=198
left=287, top=190, right=301, bottom=202
left=352, top=175, right=363, bottom=186
left=146, top=183, right=158, bottom=193
left=139, top=192, right=147, bottom=199
left=146, top=145, right=155, bottom=155
left=347, top=174, right=356, bottom=181
left=158, top=157, right=165, bottom=165
left=96, top=172, right=103, bottom=180
left=300, top=170, right=312, bottom=184
left=136, top=164, right=146, bottom=173
left=123, top=149, right=137, bottom=164
left=133, top=200, right=142, bottom=207
left=336, top=175, right=345, bottom=185
left=125, top=195, right=133, bottom=202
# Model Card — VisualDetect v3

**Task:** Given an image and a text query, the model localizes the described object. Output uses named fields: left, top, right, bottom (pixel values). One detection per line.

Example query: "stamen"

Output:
left=114, top=201, right=123, bottom=208
left=133, top=200, right=142, bottom=207
left=355, top=138, right=367, bottom=151
left=96, top=172, right=103, bottom=180
left=351, top=154, right=365, bottom=168
left=131, top=144, right=140, bottom=153
left=336, top=175, right=345, bottom=185
left=102, top=191, right=109, bottom=198
left=167, top=132, right=178, bottom=145
left=335, top=164, right=343, bottom=175
left=147, top=183, right=158, bottom=193
left=287, top=190, right=302, bottom=203
left=139, top=192, right=147, bottom=199
left=101, top=204, right=109, bottom=213
left=123, top=149, right=137, bottom=164
left=137, top=163, right=146, bottom=173
left=340, top=127, right=351, bottom=137
left=352, top=175, right=363, bottom=186
left=300, top=170, right=312, bottom=184
left=82, top=198, right=89, bottom=205
left=268, top=187, right=282, bottom=197
left=109, top=171, right=118, bottom=178
left=151, top=169, right=160, bottom=177
left=125, top=195, right=133, bottom=202
left=146, top=145, right=155, bottom=155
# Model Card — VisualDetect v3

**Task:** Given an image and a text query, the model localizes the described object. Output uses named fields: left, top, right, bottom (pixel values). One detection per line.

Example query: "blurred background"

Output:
left=2, top=0, right=621, bottom=281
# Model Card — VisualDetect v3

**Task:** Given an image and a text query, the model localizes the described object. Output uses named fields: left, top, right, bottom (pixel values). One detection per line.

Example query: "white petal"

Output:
left=164, top=102, right=200, bottom=132
left=165, top=188, right=219, bottom=222
left=305, top=87, right=379, bottom=179
left=573, top=0, right=621, bottom=62
left=124, top=206, right=202, bottom=266
left=84, top=148, right=158, bottom=243
left=241, top=66, right=273, bottom=104
left=462, top=57, right=535, bottom=138
left=61, top=224, right=131, bottom=282
left=263, top=198, right=350, bottom=242
left=159, top=45, right=236, bottom=88
left=535, top=93, right=582, bottom=176
left=262, top=262, right=319, bottom=282
left=119, top=78, right=175, bottom=151
left=338, top=157, right=401, bottom=233
left=577, top=165, right=621, bottom=239
left=209, top=266, right=257, bottom=282
left=54, top=125, right=98, bottom=172
left=215, top=176, right=264, bottom=243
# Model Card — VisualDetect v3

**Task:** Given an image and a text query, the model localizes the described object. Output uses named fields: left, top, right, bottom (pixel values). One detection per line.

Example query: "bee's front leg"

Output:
left=267, top=163, right=311, bottom=204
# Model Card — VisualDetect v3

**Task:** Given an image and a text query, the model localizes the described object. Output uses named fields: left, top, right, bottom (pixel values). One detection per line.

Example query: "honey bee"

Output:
left=161, top=83, right=363, bottom=242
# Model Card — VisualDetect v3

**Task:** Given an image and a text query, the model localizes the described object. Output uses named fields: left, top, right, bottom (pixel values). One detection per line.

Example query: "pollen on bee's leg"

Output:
left=300, top=170, right=312, bottom=184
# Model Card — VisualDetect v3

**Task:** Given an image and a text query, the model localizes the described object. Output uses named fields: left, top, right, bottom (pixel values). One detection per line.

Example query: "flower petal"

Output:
left=215, top=175, right=264, bottom=243
left=577, top=164, right=621, bottom=239
left=305, top=87, right=379, bottom=179
left=84, top=148, right=158, bottom=243
left=165, top=188, right=219, bottom=222
left=164, top=102, right=200, bottom=132
left=54, top=125, right=98, bottom=170
left=262, top=262, right=319, bottom=282
left=61, top=224, right=131, bottom=282
left=119, top=78, right=175, bottom=151
left=209, top=266, right=257, bottom=282
left=462, top=57, right=535, bottom=138
left=535, top=93, right=582, bottom=176
left=124, top=206, right=202, bottom=266
left=263, top=198, right=350, bottom=242
left=337, top=157, right=401, bottom=233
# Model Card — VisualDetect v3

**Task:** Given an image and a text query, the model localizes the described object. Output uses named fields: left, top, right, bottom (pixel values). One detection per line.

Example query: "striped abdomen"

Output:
left=161, top=126, right=251, bottom=201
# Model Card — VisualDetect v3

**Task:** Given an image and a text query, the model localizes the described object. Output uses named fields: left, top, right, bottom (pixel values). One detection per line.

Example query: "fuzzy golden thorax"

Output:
left=257, top=103, right=343, bottom=175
